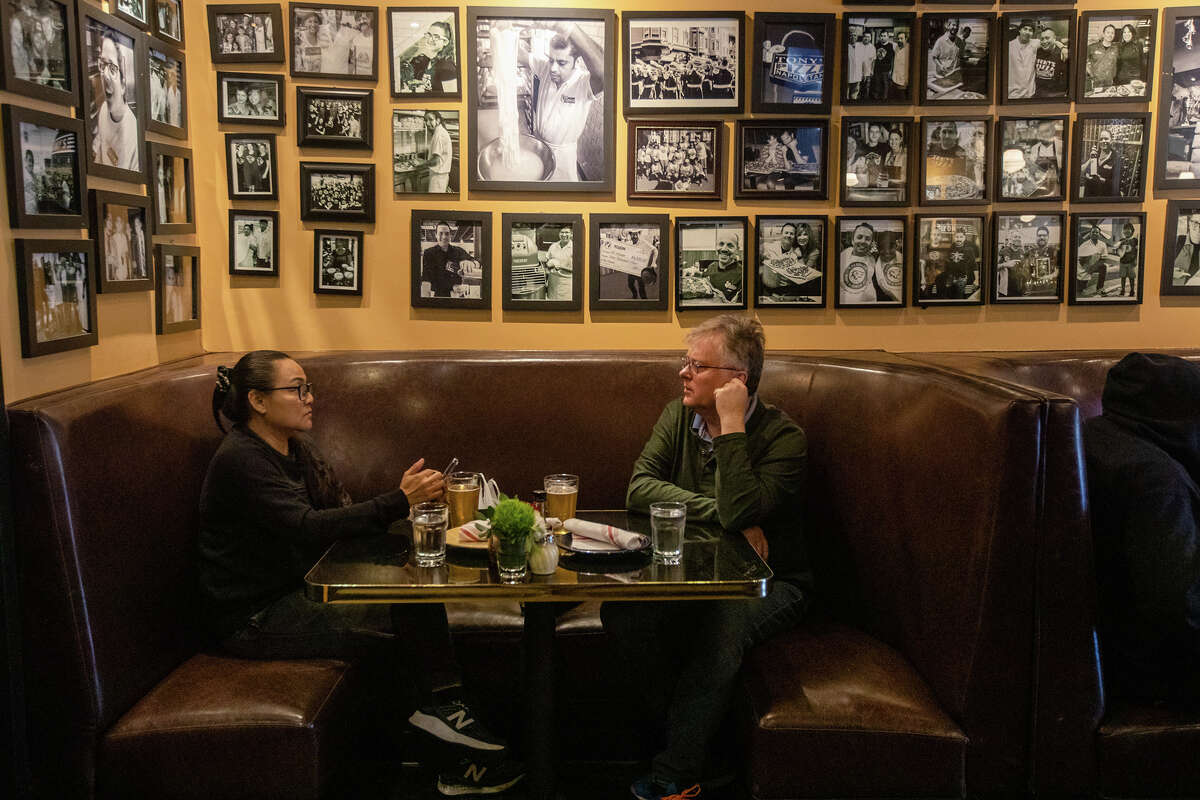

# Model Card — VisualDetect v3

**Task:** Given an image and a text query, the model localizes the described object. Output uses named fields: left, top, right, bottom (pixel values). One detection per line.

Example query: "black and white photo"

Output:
left=114, top=0, right=148, bottom=30
left=752, top=13, right=834, bottom=114
left=90, top=190, right=151, bottom=293
left=393, top=109, right=459, bottom=193
left=290, top=3, right=377, bottom=79
left=834, top=216, right=906, bottom=308
left=155, top=244, right=201, bottom=333
left=997, top=117, right=1067, bottom=201
left=914, top=215, right=986, bottom=306
left=153, top=0, right=182, bottom=44
left=921, top=14, right=995, bottom=104
left=1079, top=11, right=1155, bottom=102
left=300, top=162, right=375, bottom=222
left=992, top=212, right=1064, bottom=303
left=411, top=209, right=491, bottom=309
left=754, top=215, right=825, bottom=307
left=389, top=7, right=459, bottom=98
left=3, top=106, right=84, bottom=229
left=624, top=12, right=743, bottom=115
left=675, top=216, right=749, bottom=310
left=148, top=38, right=186, bottom=139
left=1161, top=201, right=1200, bottom=296
left=150, top=142, right=194, bottom=234
left=1, top=0, right=78, bottom=105
left=628, top=120, right=721, bottom=201
left=502, top=213, right=584, bottom=310
left=1155, top=10, right=1200, bottom=191
left=217, top=72, right=285, bottom=125
left=1070, top=213, right=1145, bottom=304
left=589, top=213, right=669, bottom=311
left=229, top=210, right=279, bottom=276
left=297, top=87, right=372, bottom=148
left=1071, top=113, right=1149, bottom=203
left=14, top=240, right=98, bottom=357
left=313, top=229, right=363, bottom=295
left=842, top=14, right=913, bottom=105
left=840, top=117, right=911, bottom=206
left=921, top=117, right=990, bottom=204
left=208, top=4, right=284, bottom=63
left=226, top=133, right=278, bottom=200
left=735, top=119, right=827, bottom=200
left=1001, top=13, right=1073, bottom=103
left=80, top=6, right=144, bottom=182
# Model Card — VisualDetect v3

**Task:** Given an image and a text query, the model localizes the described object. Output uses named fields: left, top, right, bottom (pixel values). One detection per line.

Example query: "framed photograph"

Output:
left=834, top=216, right=906, bottom=308
left=112, top=0, right=150, bottom=31
left=920, top=117, right=990, bottom=205
left=297, top=87, right=372, bottom=149
left=1070, top=113, right=1149, bottom=203
left=913, top=215, right=986, bottom=306
left=754, top=215, right=826, bottom=308
left=624, top=11, right=744, bottom=116
left=0, top=0, right=80, bottom=106
left=995, top=116, right=1068, bottom=202
left=2, top=105, right=85, bottom=229
left=147, top=37, right=187, bottom=139
left=501, top=213, right=583, bottom=311
left=217, top=71, right=286, bottom=126
left=90, top=190, right=152, bottom=293
left=79, top=4, right=146, bottom=183
left=388, top=6, right=460, bottom=99
left=410, top=209, right=491, bottom=309
left=841, top=13, right=915, bottom=106
left=992, top=212, right=1065, bottom=304
left=208, top=4, right=284, bottom=63
left=1160, top=201, right=1200, bottom=296
left=229, top=209, right=280, bottom=277
left=1000, top=13, right=1074, bottom=103
left=735, top=119, right=828, bottom=200
left=751, top=13, right=834, bottom=115
left=393, top=109, right=459, bottom=194
left=1069, top=213, right=1145, bottom=304
left=225, top=133, right=278, bottom=200
left=675, top=216, right=749, bottom=311
left=1077, top=11, right=1156, bottom=103
left=290, top=2, right=377, bottom=80
left=467, top=7, right=615, bottom=193
left=299, top=161, right=375, bottom=222
left=1155, top=9, right=1200, bottom=191
left=627, top=120, right=721, bottom=201
left=14, top=239, right=98, bottom=357
left=313, top=229, right=364, bottom=295
left=155, top=244, right=201, bottom=333
left=153, top=0, right=183, bottom=45
left=149, top=141, right=194, bottom=234
left=920, top=13, right=995, bottom=105
left=589, top=213, right=669, bottom=312
left=840, top=116, right=912, bottom=207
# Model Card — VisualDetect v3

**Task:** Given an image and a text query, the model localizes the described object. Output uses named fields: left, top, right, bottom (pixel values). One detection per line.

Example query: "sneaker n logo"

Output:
left=464, top=763, right=487, bottom=782
left=446, top=708, right=474, bottom=731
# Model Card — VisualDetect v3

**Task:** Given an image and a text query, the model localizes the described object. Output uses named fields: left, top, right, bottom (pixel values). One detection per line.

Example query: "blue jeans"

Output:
left=601, top=581, right=810, bottom=783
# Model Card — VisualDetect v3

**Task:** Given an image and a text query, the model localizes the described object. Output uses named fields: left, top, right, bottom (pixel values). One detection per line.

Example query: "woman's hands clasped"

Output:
left=400, top=458, right=446, bottom=504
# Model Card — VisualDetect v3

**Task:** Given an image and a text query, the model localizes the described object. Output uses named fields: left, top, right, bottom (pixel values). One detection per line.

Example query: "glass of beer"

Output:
left=543, top=474, right=579, bottom=534
left=447, top=472, right=481, bottom=528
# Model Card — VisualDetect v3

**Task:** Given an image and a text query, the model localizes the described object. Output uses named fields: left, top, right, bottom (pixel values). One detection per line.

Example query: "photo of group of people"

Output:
left=309, top=173, right=364, bottom=211
left=915, top=216, right=984, bottom=305
left=738, top=121, right=825, bottom=197
left=1073, top=215, right=1144, bottom=302
left=843, top=16, right=911, bottom=104
left=677, top=218, right=747, bottom=309
left=217, top=74, right=281, bottom=123
left=315, top=231, right=362, bottom=294
left=995, top=214, right=1063, bottom=303
left=836, top=218, right=905, bottom=308
left=1003, top=15, right=1071, bottom=102
left=417, top=219, right=484, bottom=300
left=155, top=0, right=181, bottom=43
left=924, top=16, right=993, bottom=102
left=153, top=147, right=191, bottom=227
left=31, top=249, right=91, bottom=343
left=160, top=252, right=196, bottom=325
left=304, top=95, right=363, bottom=139
left=292, top=6, right=375, bottom=77
left=393, top=110, right=458, bottom=193
left=998, top=118, right=1066, bottom=201
left=228, top=137, right=274, bottom=197
left=231, top=213, right=276, bottom=273
left=842, top=118, right=909, bottom=204
left=922, top=119, right=988, bottom=202
left=631, top=124, right=718, bottom=197
left=507, top=221, right=578, bottom=303
left=755, top=217, right=823, bottom=306
left=212, top=9, right=275, bottom=55
left=148, top=45, right=183, bottom=129
left=101, top=201, right=148, bottom=283
left=389, top=9, right=457, bottom=96
left=626, top=16, right=740, bottom=110
left=15, top=119, right=79, bottom=217
left=1081, top=13, right=1153, bottom=100
left=7, top=0, right=71, bottom=91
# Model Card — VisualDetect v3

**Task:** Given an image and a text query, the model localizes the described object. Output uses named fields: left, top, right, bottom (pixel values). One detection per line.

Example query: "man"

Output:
left=891, top=29, right=910, bottom=99
left=1022, top=225, right=1059, bottom=292
left=131, top=214, right=146, bottom=278
left=930, top=18, right=962, bottom=90
left=1087, top=23, right=1119, bottom=92
left=351, top=15, right=372, bottom=76
left=1081, top=129, right=1117, bottom=198
left=254, top=218, right=273, bottom=268
left=23, top=149, right=39, bottom=215
left=421, top=110, right=453, bottom=193
left=845, top=26, right=866, bottom=100
left=839, top=222, right=889, bottom=304
left=1008, top=20, right=1038, bottom=100
left=926, top=123, right=969, bottom=195
left=544, top=226, right=574, bottom=300
left=1077, top=224, right=1113, bottom=297
left=695, top=229, right=743, bottom=303
left=1034, top=25, right=1070, bottom=99
left=708, top=58, right=735, bottom=99
left=397, top=20, right=456, bottom=93
left=944, top=227, right=981, bottom=299
left=93, top=33, right=139, bottom=171
left=603, top=314, right=811, bottom=800
left=871, top=29, right=894, bottom=101
left=1173, top=213, right=1200, bottom=285
left=851, top=30, right=875, bottom=100
left=421, top=222, right=471, bottom=297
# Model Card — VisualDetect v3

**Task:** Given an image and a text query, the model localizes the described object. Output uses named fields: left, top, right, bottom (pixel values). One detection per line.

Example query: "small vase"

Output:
left=492, top=533, right=529, bottom=582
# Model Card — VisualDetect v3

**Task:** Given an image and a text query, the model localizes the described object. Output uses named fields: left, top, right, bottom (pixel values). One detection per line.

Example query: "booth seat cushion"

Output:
left=742, top=623, right=966, bottom=799
left=101, top=654, right=358, bottom=800
left=1098, top=702, right=1200, bottom=798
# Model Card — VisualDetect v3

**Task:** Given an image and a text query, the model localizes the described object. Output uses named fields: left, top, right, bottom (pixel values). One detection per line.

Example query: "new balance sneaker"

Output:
left=436, top=757, right=525, bottom=796
left=408, top=700, right=506, bottom=752
left=630, top=774, right=702, bottom=800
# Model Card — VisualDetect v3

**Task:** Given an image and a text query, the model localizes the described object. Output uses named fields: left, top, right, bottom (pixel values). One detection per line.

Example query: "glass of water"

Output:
left=649, top=502, right=686, bottom=565
left=412, top=501, right=448, bottom=567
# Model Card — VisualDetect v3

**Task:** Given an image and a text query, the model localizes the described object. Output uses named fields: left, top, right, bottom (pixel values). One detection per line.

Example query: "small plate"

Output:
left=447, top=525, right=489, bottom=550
left=559, top=533, right=650, bottom=556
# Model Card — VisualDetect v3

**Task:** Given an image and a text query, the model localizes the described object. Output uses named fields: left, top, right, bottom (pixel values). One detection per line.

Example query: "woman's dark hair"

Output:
left=211, top=349, right=292, bottom=432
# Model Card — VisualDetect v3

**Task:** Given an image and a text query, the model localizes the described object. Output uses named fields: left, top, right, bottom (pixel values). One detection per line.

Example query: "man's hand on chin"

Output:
left=714, top=377, right=748, bottom=434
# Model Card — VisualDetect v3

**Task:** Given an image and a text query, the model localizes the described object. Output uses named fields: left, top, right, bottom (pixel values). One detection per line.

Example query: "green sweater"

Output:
left=627, top=397, right=811, bottom=584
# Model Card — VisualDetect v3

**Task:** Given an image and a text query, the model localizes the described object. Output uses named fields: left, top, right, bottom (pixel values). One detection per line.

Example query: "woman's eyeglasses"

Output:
left=261, top=382, right=313, bottom=400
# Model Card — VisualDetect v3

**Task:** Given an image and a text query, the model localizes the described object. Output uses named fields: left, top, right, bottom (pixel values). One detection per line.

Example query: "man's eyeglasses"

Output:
left=679, top=356, right=741, bottom=374
left=261, top=382, right=314, bottom=401
left=98, top=58, right=121, bottom=78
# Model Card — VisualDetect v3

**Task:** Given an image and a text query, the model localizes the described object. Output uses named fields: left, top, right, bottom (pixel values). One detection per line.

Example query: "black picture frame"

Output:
left=839, top=116, right=913, bottom=207
left=14, top=238, right=98, bottom=357
left=919, top=116, right=991, bottom=206
left=501, top=212, right=584, bottom=311
left=675, top=215, right=749, bottom=311
left=78, top=2, right=147, bottom=184
left=217, top=71, right=287, bottom=126
left=833, top=215, right=907, bottom=309
left=313, top=228, right=364, bottom=295
left=588, top=213, right=670, bottom=312
left=148, top=140, right=195, bottom=234
left=229, top=208, right=280, bottom=277
left=1160, top=200, right=1200, bottom=296
left=912, top=214, right=987, bottom=307
left=999, top=12, right=1075, bottom=104
left=89, top=189, right=153, bottom=293
left=2, top=105, right=87, bottom=229
left=994, top=116, right=1069, bottom=203
left=734, top=118, right=828, bottom=200
left=207, top=3, right=285, bottom=64
left=410, top=209, right=492, bottom=310
left=152, top=0, right=184, bottom=46
left=751, top=13, right=835, bottom=115
left=1154, top=8, right=1200, bottom=192
left=1070, top=112, right=1150, bottom=204
left=154, top=243, right=201, bottom=333
left=627, top=119, right=723, bottom=202
left=467, top=7, right=616, bottom=193
left=991, top=211, right=1066, bottom=304
left=112, top=0, right=151, bottom=31
left=1076, top=10, right=1156, bottom=104
left=0, top=0, right=81, bottom=106
left=147, top=35, right=188, bottom=140
left=289, top=2, right=378, bottom=81
left=623, top=11, right=745, bottom=117
left=387, top=6, right=461, bottom=100
left=919, top=13, right=996, bottom=106
left=225, top=132, right=279, bottom=200
left=753, top=214, right=827, bottom=308
left=1068, top=212, right=1145, bottom=305
left=296, top=86, right=372, bottom=149
left=392, top=109, right=460, bottom=194
left=299, top=161, right=375, bottom=222
left=840, top=13, right=915, bottom=107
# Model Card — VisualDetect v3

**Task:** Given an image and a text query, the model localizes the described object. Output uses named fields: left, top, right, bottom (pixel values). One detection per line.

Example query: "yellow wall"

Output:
left=3, top=0, right=1197, bottom=402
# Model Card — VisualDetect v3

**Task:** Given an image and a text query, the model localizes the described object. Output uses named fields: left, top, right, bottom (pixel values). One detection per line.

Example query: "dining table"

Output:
left=304, top=509, right=772, bottom=800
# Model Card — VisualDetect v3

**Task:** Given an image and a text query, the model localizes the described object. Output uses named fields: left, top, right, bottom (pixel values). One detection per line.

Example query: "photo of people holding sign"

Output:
left=752, top=13, right=834, bottom=114
left=589, top=214, right=669, bottom=310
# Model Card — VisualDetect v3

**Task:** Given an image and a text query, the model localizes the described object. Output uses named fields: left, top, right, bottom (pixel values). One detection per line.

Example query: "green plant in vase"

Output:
left=489, top=495, right=535, bottom=581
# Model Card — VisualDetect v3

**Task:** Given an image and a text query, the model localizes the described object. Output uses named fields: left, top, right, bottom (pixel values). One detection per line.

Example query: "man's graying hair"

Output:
left=686, top=314, right=766, bottom=394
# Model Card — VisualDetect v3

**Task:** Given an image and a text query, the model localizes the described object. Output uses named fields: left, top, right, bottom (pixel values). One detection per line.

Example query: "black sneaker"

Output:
left=408, top=700, right=506, bottom=752
left=436, top=757, right=525, bottom=796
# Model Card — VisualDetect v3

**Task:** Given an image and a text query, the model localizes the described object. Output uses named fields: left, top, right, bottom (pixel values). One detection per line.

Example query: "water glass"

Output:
left=412, top=501, right=448, bottom=567
left=650, top=502, right=686, bottom=565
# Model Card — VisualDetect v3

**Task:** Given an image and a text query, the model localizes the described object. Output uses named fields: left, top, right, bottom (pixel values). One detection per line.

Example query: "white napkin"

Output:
left=562, top=518, right=649, bottom=552
left=452, top=520, right=490, bottom=543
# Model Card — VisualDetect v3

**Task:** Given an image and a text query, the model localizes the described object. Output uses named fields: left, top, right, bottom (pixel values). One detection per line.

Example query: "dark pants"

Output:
left=601, top=581, right=810, bottom=783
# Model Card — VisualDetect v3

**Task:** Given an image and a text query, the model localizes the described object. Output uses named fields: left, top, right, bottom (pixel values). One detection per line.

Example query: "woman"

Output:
left=200, top=351, right=523, bottom=796
left=1116, top=25, right=1142, bottom=87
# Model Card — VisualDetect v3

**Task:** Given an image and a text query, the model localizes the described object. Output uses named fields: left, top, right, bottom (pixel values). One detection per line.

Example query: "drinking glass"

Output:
left=649, top=502, right=686, bottom=565
left=446, top=472, right=481, bottom=528
left=412, top=501, right=448, bottom=567
left=544, top=474, right=579, bottom=534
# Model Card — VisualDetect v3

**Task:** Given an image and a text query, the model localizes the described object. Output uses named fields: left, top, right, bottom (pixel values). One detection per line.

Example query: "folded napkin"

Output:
left=453, top=520, right=490, bottom=542
left=562, top=518, right=649, bottom=552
